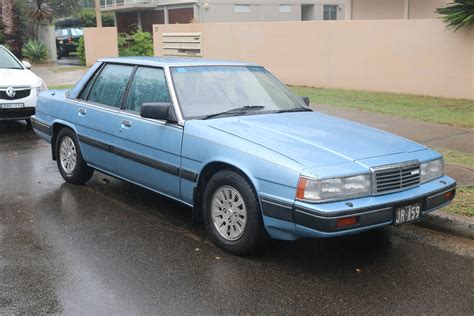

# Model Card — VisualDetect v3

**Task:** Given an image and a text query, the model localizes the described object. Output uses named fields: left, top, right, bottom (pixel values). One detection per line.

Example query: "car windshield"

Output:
left=170, top=66, right=307, bottom=119
left=0, top=47, right=23, bottom=70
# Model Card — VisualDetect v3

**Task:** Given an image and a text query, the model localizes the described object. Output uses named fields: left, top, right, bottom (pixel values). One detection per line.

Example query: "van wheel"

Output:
left=203, top=170, right=267, bottom=256
left=56, top=128, right=94, bottom=184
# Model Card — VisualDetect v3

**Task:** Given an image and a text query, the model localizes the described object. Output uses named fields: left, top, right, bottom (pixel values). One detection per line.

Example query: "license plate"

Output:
left=394, top=202, right=422, bottom=225
left=0, top=103, right=24, bottom=109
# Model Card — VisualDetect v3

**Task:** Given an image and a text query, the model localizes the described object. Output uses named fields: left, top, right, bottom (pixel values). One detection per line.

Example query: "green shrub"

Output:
left=21, top=40, right=48, bottom=63
left=77, top=36, right=86, bottom=65
left=118, top=31, right=153, bottom=57
left=74, top=8, right=115, bottom=27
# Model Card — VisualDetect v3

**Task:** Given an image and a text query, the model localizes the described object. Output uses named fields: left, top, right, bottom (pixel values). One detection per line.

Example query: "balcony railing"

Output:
left=100, top=0, right=156, bottom=8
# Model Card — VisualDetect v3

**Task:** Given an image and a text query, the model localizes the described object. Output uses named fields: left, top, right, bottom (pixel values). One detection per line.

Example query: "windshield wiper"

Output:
left=202, top=105, right=265, bottom=120
left=276, top=107, right=313, bottom=113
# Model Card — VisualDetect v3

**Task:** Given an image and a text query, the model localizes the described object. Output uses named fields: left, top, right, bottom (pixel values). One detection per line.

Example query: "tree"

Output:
left=1, top=0, right=14, bottom=42
left=29, top=0, right=53, bottom=39
left=49, top=0, right=81, bottom=18
left=73, top=8, right=115, bottom=27
left=436, top=0, right=474, bottom=31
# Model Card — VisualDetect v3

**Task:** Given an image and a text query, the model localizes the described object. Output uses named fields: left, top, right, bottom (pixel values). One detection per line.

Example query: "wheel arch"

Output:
left=192, top=160, right=260, bottom=224
left=50, top=121, right=79, bottom=161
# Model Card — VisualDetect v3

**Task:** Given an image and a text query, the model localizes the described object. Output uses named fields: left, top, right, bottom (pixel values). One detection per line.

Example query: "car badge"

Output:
left=6, top=87, right=16, bottom=98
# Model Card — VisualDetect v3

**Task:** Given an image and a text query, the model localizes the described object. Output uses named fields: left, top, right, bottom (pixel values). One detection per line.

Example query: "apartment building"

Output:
left=101, top=0, right=348, bottom=33
left=100, top=0, right=449, bottom=34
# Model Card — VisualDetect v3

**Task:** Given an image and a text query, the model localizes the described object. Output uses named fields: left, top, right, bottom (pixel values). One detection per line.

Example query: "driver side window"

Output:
left=125, top=67, right=171, bottom=113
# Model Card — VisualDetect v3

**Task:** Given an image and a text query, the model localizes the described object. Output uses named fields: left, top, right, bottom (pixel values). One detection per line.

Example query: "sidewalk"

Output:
left=32, top=64, right=88, bottom=87
left=314, top=104, right=474, bottom=187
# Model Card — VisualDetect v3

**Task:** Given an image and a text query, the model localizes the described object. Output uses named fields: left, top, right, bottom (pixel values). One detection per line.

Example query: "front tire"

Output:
left=56, top=128, right=94, bottom=184
left=203, top=170, right=267, bottom=255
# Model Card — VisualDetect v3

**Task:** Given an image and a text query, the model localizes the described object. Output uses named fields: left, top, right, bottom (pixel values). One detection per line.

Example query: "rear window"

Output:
left=56, top=29, right=68, bottom=37
left=87, top=64, right=134, bottom=108
left=70, top=28, right=83, bottom=36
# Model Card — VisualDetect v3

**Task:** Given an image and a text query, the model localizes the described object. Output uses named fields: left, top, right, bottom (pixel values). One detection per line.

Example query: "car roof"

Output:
left=98, top=56, right=261, bottom=68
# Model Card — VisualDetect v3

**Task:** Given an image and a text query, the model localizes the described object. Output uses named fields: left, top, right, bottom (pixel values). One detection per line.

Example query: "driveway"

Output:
left=0, top=122, right=473, bottom=314
left=32, top=64, right=88, bottom=87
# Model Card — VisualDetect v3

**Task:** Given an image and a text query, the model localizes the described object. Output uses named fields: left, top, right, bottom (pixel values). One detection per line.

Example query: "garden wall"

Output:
left=153, top=19, right=474, bottom=100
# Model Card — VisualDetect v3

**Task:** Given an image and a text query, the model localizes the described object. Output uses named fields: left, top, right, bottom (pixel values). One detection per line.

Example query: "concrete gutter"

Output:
left=414, top=211, right=474, bottom=240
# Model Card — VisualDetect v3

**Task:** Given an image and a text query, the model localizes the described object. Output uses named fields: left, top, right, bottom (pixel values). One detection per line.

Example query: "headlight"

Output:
left=36, top=80, right=48, bottom=95
left=420, top=158, right=444, bottom=183
left=296, top=174, right=372, bottom=203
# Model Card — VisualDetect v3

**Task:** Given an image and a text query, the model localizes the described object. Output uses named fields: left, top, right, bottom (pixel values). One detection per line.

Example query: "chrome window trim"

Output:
left=164, top=66, right=185, bottom=126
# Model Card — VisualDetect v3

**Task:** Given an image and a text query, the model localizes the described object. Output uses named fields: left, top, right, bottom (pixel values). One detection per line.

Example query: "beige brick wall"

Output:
left=154, top=19, right=474, bottom=99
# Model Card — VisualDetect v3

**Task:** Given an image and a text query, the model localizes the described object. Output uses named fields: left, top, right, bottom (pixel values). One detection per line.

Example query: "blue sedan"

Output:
left=31, top=57, right=456, bottom=255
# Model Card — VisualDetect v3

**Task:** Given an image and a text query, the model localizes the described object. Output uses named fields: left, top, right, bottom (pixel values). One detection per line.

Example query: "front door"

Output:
left=115, top=66, right=183, bottom=198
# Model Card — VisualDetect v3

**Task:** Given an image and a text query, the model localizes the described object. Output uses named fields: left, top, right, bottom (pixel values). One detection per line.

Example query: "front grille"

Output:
left=372, top=160, right=421, bottom=194
left=0, top=89, right=31, bottom=100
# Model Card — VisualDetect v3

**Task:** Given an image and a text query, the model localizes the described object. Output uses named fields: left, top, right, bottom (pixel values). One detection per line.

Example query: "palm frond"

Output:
left=436, top=0, right=474, bottom=31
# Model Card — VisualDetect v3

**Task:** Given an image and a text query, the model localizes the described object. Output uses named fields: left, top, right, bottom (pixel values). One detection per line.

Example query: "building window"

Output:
left=323, top=5, right=337, bottom=20
left=234, top=4, right=250, bottom=13
left=279, top=5, right=292, bottom=13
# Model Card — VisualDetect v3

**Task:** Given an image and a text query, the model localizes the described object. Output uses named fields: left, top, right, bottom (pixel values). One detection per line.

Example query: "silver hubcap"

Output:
left=59, top=136, right=77, bottom=175
left=211, top=185, right=247, bottom=241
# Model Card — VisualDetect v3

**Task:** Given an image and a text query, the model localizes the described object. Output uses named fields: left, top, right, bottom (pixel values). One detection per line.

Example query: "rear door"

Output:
left=74, top=63, right=134, bottom=175
left=115, top=66, right=183, bottom=198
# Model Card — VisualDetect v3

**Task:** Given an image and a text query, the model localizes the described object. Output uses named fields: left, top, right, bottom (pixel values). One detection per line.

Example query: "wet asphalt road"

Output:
left=1, top=121, right=473, bottom=315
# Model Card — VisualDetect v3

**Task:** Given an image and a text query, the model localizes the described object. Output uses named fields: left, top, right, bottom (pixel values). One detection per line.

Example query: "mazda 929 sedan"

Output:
left=31, top=57, right=456, bottom=255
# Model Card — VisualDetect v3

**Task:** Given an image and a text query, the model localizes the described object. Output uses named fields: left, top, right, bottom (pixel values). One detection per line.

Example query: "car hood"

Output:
left=0, top=68, right=42, bottom=87
left=204, top=112, right=426, bottom=167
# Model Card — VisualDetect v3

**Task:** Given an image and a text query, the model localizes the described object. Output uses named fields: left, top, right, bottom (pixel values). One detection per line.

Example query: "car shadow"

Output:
left=74, top=171, right=395, bottom=265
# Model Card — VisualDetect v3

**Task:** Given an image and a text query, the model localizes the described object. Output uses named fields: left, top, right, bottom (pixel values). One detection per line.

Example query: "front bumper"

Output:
left=0, top=107, right=36, bottom=120
left=261, top=175, right=456, bottom=240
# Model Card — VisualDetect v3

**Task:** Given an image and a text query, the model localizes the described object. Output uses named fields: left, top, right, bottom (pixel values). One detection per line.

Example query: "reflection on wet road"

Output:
left=1, top=121, right=473, bottom=314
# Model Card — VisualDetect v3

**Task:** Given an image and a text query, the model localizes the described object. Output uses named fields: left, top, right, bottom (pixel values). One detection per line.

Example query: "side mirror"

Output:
left=22, top=61, right=32, bottom=69
left=140, top=102, right=177, bottom=122
left=300, top=96, right=310, bottom=106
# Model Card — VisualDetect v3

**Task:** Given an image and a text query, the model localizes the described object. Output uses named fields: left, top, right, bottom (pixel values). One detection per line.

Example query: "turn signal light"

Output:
left=336, top=217, right=357, bottom=228
left=444, top=190, right=455, bottom=200
left=296, top=177, right=308, bottom=199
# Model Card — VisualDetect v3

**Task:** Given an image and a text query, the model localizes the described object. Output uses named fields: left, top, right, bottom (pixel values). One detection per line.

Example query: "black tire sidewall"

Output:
left=56, top=128, right=91, bottom=184
left=203, top=170, right=265, bottom=255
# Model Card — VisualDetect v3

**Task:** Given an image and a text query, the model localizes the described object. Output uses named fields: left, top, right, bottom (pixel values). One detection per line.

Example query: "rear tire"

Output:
left=56, top=128, right=94, bottom=184
left=203, top=170, right=267, bottom=256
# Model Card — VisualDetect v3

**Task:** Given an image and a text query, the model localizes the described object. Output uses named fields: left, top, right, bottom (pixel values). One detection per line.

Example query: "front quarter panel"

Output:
left=180, top=121, right=304, bottom=207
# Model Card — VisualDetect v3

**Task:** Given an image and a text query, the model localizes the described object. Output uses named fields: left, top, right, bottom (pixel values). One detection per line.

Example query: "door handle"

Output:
left=121, top=119, right=132, bottom=127
left=78, top=108, right=86, bottom=115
